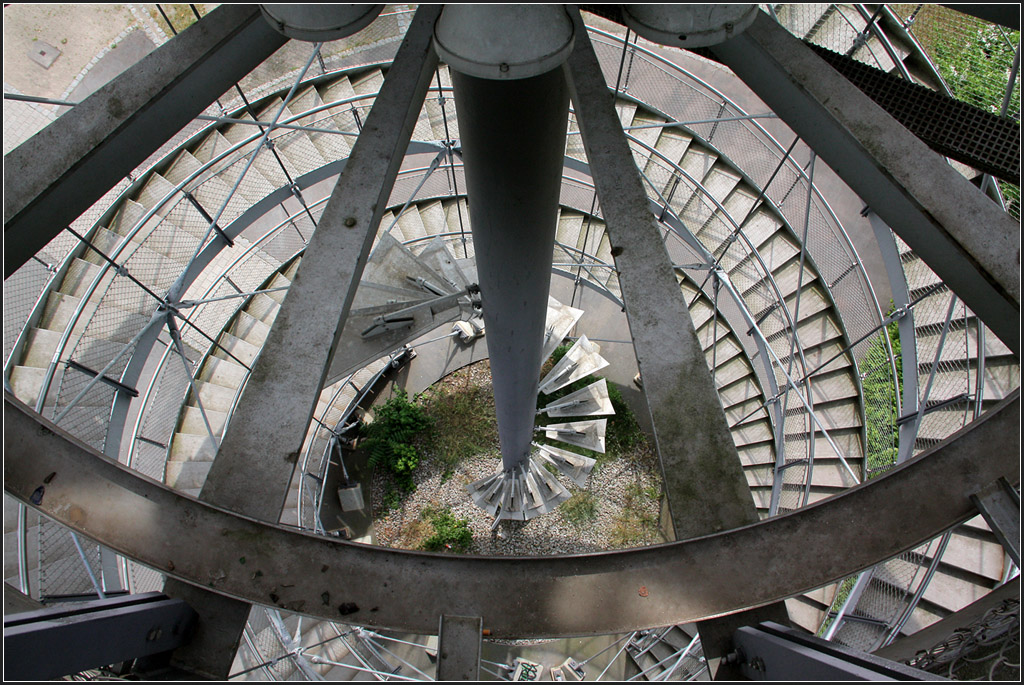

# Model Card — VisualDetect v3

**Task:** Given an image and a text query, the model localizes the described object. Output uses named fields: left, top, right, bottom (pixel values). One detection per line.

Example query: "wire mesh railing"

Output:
left=10, top=8, right=1004, bottom=673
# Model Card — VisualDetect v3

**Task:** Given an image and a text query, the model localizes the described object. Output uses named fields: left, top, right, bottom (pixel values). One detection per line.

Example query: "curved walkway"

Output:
left=6, top=390, right=1017, bottom=637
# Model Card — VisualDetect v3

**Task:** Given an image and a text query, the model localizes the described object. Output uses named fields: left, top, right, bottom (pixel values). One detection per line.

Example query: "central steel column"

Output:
left=435, top=6, right=573, bottom=471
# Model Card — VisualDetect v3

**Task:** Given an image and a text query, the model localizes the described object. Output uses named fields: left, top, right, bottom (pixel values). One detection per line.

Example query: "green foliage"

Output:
left=561, top=492, right=598, bottom=527
left=929, top=23, right=1020, bottom=116
left=860, top=307, right=902, bottom=477
left=381, top=484, right=403, bottom=511
left=610, top=483, right=660, bottom=547
left=360, top=388, right=431, bottom=492
left=420, top=507, right=473, bottom=553
left=420, top=378, right=498, bottom=474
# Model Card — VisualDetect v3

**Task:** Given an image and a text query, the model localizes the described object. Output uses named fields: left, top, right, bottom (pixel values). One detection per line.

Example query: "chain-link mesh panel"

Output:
left=134, top=350, right=192, bottom=479
left=125, top=559, right=165, bottom=595
left=37, top=517, right=104, bottom=601
left=772, top=4, right=914, bottom=73
left=243, top=607, right=300, bottom=681
left=890, top=5, right=1020, bottom=120
left=860, top=328, right=900, bottom=477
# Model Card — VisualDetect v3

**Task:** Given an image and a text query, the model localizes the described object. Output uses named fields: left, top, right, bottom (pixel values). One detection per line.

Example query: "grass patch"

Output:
left=561, top=492, right=598, bottom=527
left=418, top=365, right=499, bottom=476
left=420, top=507, right=473, bottom=553
left=610, top=482, right=660, bottom=547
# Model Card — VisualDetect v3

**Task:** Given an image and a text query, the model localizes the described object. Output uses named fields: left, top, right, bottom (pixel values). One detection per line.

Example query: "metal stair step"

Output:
left=179, top=405, right=228, bottom=437
left=211, top=332, right=261, bottom=367
left=731, top=417, right=774, bottom=447
left=737, top=441, right=774, bottom=469
left=163, top=150, right=254, bottom=225
left=230, top=310, right=273, bottom=347
left=169, top=432, right=219, bottom=463
left=190, top=380, right=239, bottom=413
left=415, top=200, right=449, bottom=239
left=196, top=356, right=249, bottom=389
left=8, top=366, right=49, bottom=406
left=219, top=111, right=292, bottom=188
left=717, top=373, right=766, bottom=410
left=396, top=206, right=429, bottom=244
left=289, top=86, right=353, bottom=161
left=164, top=460, right=213, bottom=491
left=351, top=68, right=385, bottom=97
left=135, top=173, right=180, bottom=218
left=787, top=593, right=830, bottom=634
left=35, top=288, right=87, bottom=335
left=20, top=327, right=64, bottom=368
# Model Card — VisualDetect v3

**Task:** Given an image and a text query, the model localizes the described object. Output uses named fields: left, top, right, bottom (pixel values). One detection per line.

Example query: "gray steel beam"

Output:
left=159, top=580, right=253, bottom=679
left=3, top=4, right=288, bottom=278
left=452, top=68, right=570, bottom=470
left=731, top=622, right=943, bottom=681
left=198, top=5, right=442, bottom=521
left=3, top=592, right=197, bottom=681
left=437, top=615, right=483, bottom=681
left=970, top=477, right=1021, bottom=567
left=5, top=390, right=1018, bottom=636
left=563, top=9, right=758, bottom=541
left=562, top=17, right=792, bottom=672
left=709, top=12, right=1021, bottom=356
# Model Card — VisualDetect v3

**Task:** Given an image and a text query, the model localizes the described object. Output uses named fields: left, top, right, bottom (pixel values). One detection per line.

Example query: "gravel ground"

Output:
left=371, top=362, right=666, bottom=555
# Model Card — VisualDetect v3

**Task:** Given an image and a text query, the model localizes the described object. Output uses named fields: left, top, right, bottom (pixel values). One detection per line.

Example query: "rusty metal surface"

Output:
left=5, top=391, right=1017, bottom=637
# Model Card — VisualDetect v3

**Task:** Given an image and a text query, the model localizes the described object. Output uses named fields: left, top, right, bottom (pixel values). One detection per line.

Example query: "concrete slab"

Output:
left=26, top=41, right=61, bottom=69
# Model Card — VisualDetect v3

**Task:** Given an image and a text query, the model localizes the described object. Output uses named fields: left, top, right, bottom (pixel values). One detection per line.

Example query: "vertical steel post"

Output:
left=452, top=70, right=570, bottom=470
left=437, top=6, right=573, bottom=471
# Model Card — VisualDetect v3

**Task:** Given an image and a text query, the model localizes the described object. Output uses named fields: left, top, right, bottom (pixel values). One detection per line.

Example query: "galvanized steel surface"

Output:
left=5, top=392, right=1017, bottom=637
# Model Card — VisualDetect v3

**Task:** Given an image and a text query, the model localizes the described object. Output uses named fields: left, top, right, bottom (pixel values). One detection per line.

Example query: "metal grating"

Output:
left=809, top=43, right=1020, bottom=184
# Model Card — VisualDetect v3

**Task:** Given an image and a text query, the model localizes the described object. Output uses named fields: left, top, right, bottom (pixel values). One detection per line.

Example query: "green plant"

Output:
left=381, top=484, right=403, bottom=511
left=561, top=491, right=598, bottom=527
left=421, top=507, right=473, bottom=553
left=420, top=366, right=499, bottom=471
left=360, top=388, right=431, bottom=492
left=860, top=306, right=902, bottom=477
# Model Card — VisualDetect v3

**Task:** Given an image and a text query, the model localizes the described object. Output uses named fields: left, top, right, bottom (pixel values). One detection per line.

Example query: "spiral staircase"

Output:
left=4, top=4, right=1019, bottom=681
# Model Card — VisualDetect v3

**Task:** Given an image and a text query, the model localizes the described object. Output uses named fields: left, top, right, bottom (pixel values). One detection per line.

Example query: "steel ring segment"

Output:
left=4, top=392, right=1019, bottom=637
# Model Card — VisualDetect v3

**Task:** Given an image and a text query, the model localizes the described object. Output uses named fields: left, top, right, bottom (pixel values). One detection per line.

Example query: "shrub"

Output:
left=360, top=388, right=431, bottom=492
left=421, top=507, right=473, bottom=553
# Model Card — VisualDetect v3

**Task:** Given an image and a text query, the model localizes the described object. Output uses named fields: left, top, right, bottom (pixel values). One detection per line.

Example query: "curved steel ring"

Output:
left=4, top=391, right=1018, bottom=638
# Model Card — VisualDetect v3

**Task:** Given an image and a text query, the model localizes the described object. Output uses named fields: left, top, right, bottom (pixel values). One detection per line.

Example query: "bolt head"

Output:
left=344, top=217, right=357, bottom=227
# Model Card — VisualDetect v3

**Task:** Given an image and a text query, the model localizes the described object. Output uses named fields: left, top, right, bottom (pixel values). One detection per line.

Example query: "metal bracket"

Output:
left=65, top=359, right=139, bottom=398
